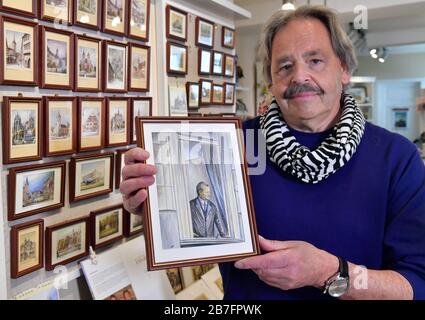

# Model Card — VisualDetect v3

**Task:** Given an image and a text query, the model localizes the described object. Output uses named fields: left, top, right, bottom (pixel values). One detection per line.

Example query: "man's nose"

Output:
left=290, top=62, right=311, bottom=85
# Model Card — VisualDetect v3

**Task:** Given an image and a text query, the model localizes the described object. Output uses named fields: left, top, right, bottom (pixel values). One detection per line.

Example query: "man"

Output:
left=189, top=182, right=228, bottom=238
left=120, top=6, right=425, bottom=299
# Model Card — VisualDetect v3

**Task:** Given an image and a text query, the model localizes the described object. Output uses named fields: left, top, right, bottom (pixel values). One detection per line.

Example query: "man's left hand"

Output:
left=235, top=236, right=338, bottom=290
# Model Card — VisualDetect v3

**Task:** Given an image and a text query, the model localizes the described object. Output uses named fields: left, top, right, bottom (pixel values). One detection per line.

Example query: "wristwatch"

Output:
left=323, top=256, right=350, bottom=298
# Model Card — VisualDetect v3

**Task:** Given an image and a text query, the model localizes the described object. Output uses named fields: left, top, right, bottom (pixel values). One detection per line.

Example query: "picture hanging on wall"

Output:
left=73, top=0, right=101, bottom=30
left=224, top=54, right=235, bottom=78
left=224, top=82, right=235, bottom=105
left=103, top=40, right=128, bottom=93
left=124, top=208, right=143, bottom=237
left=0, top=0, right=37, bottom=18
left=212, top=51, right=224, bottom=76
left=39, top=0, right=72, bottom=25
left=115, top=147, right=133, bottom=189
left=166, top=5, right=187, bottom=42
left=90, top=204, right=124, bottom=249
left=200, top=79, right=212, bottom=105
left=222, top=26, right=235, bottom=49
left=128, top=43, right=150, bottom=92
left=128, top=0, right=150, bottom=41
left=106, top=97, right=130, bottom=147
left=169, top=84, right=188, bottom=116
left=392, top=108, right=409, bottom=129
left=195, top=17, right=214, bottom=48
left=102, top=0, right=127, bottom=36
left=167, top=41, right=188, bottom=75
left=131, top=97, right=152, bottom=143
left=212, top=84, right=224, bottom=104
left=186, top=82, right=200, bottom=109
left=0, top=15, right=38, bottom=86
left=78, top=97, right=105, bottom=152
left=198, top=48, right=212, bottom=76
left=74, top=34, right=102, bottom=92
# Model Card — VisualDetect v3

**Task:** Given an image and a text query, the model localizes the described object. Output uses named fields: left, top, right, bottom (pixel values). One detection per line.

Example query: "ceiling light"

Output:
left=378, top=58, right=385, bottom=63
left=371, top=53, right=378, bottom=59
left=281, top=1, right=295, bottom=11
left=370, top=49, right=377, bottom=55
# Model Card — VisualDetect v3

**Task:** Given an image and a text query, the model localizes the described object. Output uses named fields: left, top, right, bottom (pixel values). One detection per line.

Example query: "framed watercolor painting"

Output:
left=90, top=204, right=124, bottom=249
left=212, top=84, right=224, bottom=105
left=102, top=0, right=127, bottom=36
left=200, top=79, right=212, bottom=106
left=222, top=26, right=235, bottom=49
left=224, top=82, right=235, bottom=105
left=39, top=0, right=72, bottom=25
left=198, top=48, right=211, bottom=76
left=74, top=34, right=102, bottom=92
left=212, top=51, right=224, bottom=76
left=124, top=209, right=143, bottom=237
left=115, top=147, right=133, bottom=189
left=169, top=84, right=187, bottom=116
left=128, top=43, right=150, bottom=92
left=128, top=0, right=150, bottom=41
left=224, top=54, right=235, bottom=78
left=77, top=97, right=105, bottom=152
left=167, top=41, right=187, bottom=76
left=103, top=40, right=127, bottom=93
left=0, top=0, right=37, bottom=18
left=165, top=5, right=187, bottom=42
left=73, top=0, right=101, bottom=30
left=106, top=97, right=130, bottom=147
left=195, top=17, right=214, bottom=48
left=131, top=97, right=152, bottom=143
left=186, top=82, right=200, bottom=110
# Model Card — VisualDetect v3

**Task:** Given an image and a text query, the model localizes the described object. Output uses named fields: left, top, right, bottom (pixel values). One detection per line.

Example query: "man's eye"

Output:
left=310, top=59, right=323, bottom=65
left=280, top=64, right=292, bottom=71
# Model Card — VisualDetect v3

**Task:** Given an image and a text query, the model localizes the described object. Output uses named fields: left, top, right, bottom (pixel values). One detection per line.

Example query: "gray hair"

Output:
left=258, top=5, right=358, bottom=86
left=196, top=182, right=209, bottom=195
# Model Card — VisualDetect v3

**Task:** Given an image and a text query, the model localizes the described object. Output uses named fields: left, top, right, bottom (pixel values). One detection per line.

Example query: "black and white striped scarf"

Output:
left=260, top=93, right=365, bottom=184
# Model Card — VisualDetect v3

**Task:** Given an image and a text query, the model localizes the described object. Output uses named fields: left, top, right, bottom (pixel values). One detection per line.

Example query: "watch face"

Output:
left=328, top=278, right=349, bottom=297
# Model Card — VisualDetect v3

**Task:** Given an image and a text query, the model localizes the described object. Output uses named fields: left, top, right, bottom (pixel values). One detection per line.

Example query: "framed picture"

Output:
left=103, top=40, right=127, bottom=93
left=0, top=16, right=38, bottom=86
left=73, top=0, right=101, bottom=30
left=0, top=0, right=37, bottom=17
left=106, top=97, right=130, bottom=147
left=198, top=48, right=211, bottom=76
left=393, top=108, right=409, bottom=129
left=195, top=17, right=214, bottom=48
left=212, top=51, right=224, bottom=76
left=39, top=0, right=72, bottom=24
left=69, top=152, right=114, bottom=202
left=169, top=84, right=188, bottom=116
left=166, top=268, right=184, bottom=294
left=212, top=84, right=224, bottom=104
left=78, top=97, right=105, bottom=152
left=222, top=26, right=235, bottom=49
left=224, top=82, right=235, bottom=105
left=8, top=161, right=66, bottom=221
left=40, top=26, right=74, bottom=90
left=186, top=82, right=200, bottom=110
left=45, top=216, right=89, bottom=271
left=128, top=0, right=150, bottom=41
left=347, top=85, right=368, bottom=104
left=200, top=79, right=212, bottom=105
left=90, top=204, right=124, bottom=249
left=165, top=5, right=187, bottom=42
left=128, top=43, right=150, bottom=92
left=10, top=219, right=44, bottom=278
left=224, top=54, right=235, bottom=78
left=167, top=41, right=187, bottom=76
left=115, top=147, right=133, bottom=189
left=74, top=34, right=102, bottom=92
left=131, top=97, right=152, bottom=143
left=135, top=117, right=260, bottom=270
left=2, top=96, right=43, bottom=164
left=44, top=96, right=77, bottom=157
left=102, top=0, right=127, bottom=36
left=124, top=209, right=143, bottom=237
left=201, top=266, right=224, bottom=298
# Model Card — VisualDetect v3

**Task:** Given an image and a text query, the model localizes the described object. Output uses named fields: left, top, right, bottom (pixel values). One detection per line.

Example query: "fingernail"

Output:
left=234, top=261, right=243, bottom=269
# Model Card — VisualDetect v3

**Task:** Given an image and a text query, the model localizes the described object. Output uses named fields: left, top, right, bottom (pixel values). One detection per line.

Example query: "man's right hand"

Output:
left=120, top=148, right=157, bottom=215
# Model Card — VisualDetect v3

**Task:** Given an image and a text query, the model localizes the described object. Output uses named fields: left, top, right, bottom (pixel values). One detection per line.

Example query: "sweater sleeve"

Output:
left=384, top=141, right=425, bottom=300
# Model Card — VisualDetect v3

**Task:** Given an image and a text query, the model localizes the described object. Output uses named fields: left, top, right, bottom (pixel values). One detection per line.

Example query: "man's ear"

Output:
left=341, top=63, right=351, bottom=87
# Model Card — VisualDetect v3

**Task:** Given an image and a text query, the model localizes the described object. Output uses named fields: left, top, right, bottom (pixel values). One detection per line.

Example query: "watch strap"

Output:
left=338, top=256, right=349, bottom=278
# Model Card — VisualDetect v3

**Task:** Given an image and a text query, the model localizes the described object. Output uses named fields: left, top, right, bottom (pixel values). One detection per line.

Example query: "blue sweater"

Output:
left=220, top=117, right=425, bottom=300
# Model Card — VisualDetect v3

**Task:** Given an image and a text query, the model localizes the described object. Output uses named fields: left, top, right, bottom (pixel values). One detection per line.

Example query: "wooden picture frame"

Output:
left=90, top=204, right=124, bottom=249
left=44, top=96, right=77, bottom=157
left=115, top=147, right=133, bottom=189
left=102, top=0, right=127, bottom=36
left=127, top=0, right=150, bottom=42
left=40, top=26, right=74, bottom=90
left=186, top=82, right=200, bottom=110
left=200, top=79, right=212, bottom=106
left=131, top=97, right=152, bottom=143
left=2, top=96, right=43, bottom=164
left=222, top=26, right=235, bottom=49
left=73, top=0, right=101, bottom=30
left=198, top=48, right=211, bottom=76
left=166, top=268, right=184, bottom=294
left=123, top=208, right=143, bottom=237
left=165, top=5, right=187, bottom=42
left=212, top=84, right=224, bottom=104
left=8, top=161, right=66, bottom=221
left=74, top=34, right=102, bottom=92
left=0, top=0, right=37, bottom=18
left=39, top=0, right=72, bottom=25
left=195, top=17, right=214, bottom=48
left=166, top=41, right=187, bottom=76
left=212, top=51, right=224, bottom=76
left=45, top=216, right=89, bottom=271
left=135, top=117, right=260, bottom=270
left=0, top=15, right=38, bottom=86
left=224, top=82, right=235, bottom=105
left=69, top=152, right=114, bottom=202
left=77, top=97, right=105, bottom=152
left=224, top=54, right=235, bottom=78
left=169, top=84, right=188, bottom=116
left=128, top=43, right=150, bottom=92
left=106, top=97, right=130, bottom=147
left=10, top=219, right=44, bottom=278
left=103, top=40, right=127, bottom=93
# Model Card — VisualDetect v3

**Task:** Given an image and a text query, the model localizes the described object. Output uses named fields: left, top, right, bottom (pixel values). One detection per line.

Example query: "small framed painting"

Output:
left=106, top=97, right=130, bottom=147
left=128, top=0, right=150, bottom=42
left=39, top=0, right=72, bottom=25
left=224, top=82, right=235, bottom=105
left=198, top=48, right=211, bottom=76
left=212, top=84, right=224, bottom=104
left=167, top=41, right=187, bottom=76
left=102, top=0, right=127, bottom=36
left=224, top=54, right=235, bottom=78
left=74, top=34, right=102, bottom=92
left=8, top=161, right=66, bottom=221
left=169, top=84, right=188, bottom=116
left=212, top=51, right=224, bottom=76
left=45, top=216, right=89, bottom=271
left=73, top=0, right=101, bottom=30
left=200, top=79, right=212, bottom=106
left=2, top=96, right=43, bottom=164
left=103, top=40, right=127, bottom=93
left=115, top=147, right=133, bottom=189
left=186, top=82, right=200, bottom=110
left=78, top=97, right=105, bottom=152
left=44, top=96, right=77, bottom=157
left=90, top=204, right=124, bottom=249
left=195, top=17, right=214, bottom=48
left=128, top=43, right=150, bottom=92
left=69, top=152, right=114, bottom=202
left=124, top=209, right=143, bottom=237
left=165, top=5, right=187, bottom=42
left=166, top=268, right=184, bottom=294
left=40, top=26, right=74, bottom=90
left=393, top=108, right=409, bottom=130
left=0, top=16, right=38, bottom=86
left=0, top=0, right=37, bottom=17
left=222, top=26, right=235, bottom=49
left=131, top=97, right=152, bottom=143
left=10, top=219, right=44, bottom=278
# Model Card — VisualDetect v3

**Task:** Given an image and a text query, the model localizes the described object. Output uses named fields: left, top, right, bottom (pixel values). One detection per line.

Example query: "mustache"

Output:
left=283, top=83, right=324, bottom=99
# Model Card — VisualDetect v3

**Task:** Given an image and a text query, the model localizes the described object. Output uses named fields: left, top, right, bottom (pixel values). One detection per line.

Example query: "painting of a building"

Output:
left=12, top=110, right=36, bottom=145
left=56, top=227, right=82, bottom=258
left=50, top=110, right=70, bottom=140
left=132, top=54, right=146, bottom=79
left=110, top=109, right=125, bottom=133
left=47, top=39, right=67, bottom=74
left=6, top=30, right=31, bottom=69
left=79, top=48, right=96, bottom=78
left=107, top=0, right=123, bottom=19
left=82, top=110, right=99, bottom=136
left=22, top=172, right=55, bottom=208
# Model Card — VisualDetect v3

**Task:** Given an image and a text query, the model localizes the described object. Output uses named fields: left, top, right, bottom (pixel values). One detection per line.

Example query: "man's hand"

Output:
left=120, top=148, right=157, bottom=215
left=234, top=236, right=338, bottom=290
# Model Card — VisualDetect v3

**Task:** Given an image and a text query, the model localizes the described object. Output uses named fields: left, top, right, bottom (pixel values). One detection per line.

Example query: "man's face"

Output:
left=199, top=186, right=211, bottom=200
left=269, top=18, right=351, bottom=125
